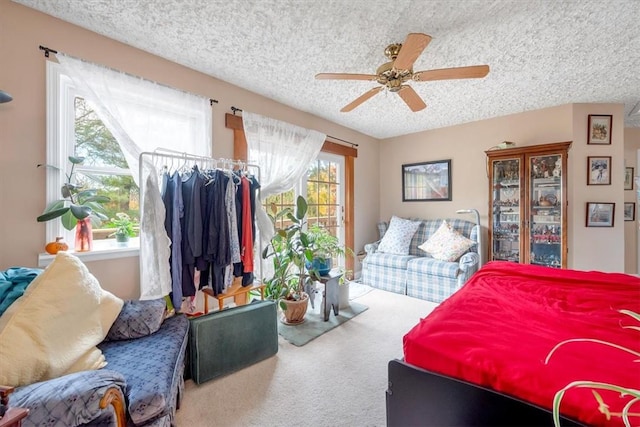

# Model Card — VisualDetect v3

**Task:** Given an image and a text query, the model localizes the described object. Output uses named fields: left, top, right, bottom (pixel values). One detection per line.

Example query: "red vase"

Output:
left=75, top=218, right=93, bottom=252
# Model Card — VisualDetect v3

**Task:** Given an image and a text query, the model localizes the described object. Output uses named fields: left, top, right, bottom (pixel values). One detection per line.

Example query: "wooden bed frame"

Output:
left=386, top=359, right=584, bottom=427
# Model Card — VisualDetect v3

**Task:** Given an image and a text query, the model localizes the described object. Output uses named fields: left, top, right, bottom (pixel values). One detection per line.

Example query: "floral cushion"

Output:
left=106, top=298, right=167, bottom=341
left=377, top=216, right=422, bottom=255
left=419, top=220, right=477, bottom=262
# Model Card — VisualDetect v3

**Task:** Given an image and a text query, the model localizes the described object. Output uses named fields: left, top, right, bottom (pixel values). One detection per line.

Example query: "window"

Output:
left=44, top=62, right=139, bottom=255
left=264, top=152, right=346, bottom=267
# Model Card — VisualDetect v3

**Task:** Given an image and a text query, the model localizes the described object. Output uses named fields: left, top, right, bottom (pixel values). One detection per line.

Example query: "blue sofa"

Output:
left=7, top=305, right=189, bottom=427
left=361, top=218, right=480, bottom=303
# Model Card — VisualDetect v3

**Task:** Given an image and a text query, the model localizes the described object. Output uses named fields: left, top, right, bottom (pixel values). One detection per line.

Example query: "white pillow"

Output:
left=0, top=252, right=123, bottom=387
left=419, top=220, right=476, bottom=262
left=377, top=216, right=422, bottom=255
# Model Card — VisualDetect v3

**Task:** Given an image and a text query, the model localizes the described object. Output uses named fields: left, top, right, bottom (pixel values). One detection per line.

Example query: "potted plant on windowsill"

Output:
left=36, top=156, right=110, bottom=252
left=108, top=212, right=136, bottom=245
left=262, top=195, right=318, bottom=325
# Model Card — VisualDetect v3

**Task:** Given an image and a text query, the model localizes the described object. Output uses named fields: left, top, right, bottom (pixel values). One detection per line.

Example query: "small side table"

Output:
left=318, top=271, right=342, bottom=321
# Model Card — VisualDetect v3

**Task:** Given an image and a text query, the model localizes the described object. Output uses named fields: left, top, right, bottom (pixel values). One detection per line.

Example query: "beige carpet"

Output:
left=175, top=288, right=438, bottom=426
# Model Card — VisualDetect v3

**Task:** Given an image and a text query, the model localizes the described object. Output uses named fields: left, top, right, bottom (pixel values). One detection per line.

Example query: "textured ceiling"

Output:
left=14, top=0, right=640, bottom=139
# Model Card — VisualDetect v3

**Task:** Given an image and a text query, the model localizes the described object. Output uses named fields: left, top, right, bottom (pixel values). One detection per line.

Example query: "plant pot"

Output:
left=339, top=281, right=350, bottom=309
left=280, top=292, right=309, bottom=325
left=306, top=257, right=332, bottom=276
left=115, top=233, right=130, bottom=246
left=75, top=218, right=93, bottom=252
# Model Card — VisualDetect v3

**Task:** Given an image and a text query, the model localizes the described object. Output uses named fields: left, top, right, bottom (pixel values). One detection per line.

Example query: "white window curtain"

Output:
left=56, top=53, right=212, bottom=300
left=243, top=111, right=326, bottom=266
left=56, top=53, right=212, bottom=187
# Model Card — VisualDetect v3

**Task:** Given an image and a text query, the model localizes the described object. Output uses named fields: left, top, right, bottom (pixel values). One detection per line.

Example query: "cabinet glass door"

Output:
left=491, top=158, right=521, bottom=262
left=529, top=154, right=563, bottom=268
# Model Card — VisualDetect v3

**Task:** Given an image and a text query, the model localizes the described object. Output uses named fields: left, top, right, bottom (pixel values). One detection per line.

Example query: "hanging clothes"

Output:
left=144, top=152, right=260, bottom=312
left=197, top=169, right=230, bottom=296
left=180, top=167, right=205, bottom=297
left=224, top=172, right=241, bottom=289
left=162, top=170, right=184, bottom=311
left=233, top=173, right=261, bottom=286
left=140, top=166, right=172, bottom=300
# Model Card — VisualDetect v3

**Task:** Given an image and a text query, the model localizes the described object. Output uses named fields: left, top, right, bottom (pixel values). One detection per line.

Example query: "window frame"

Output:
left=40, top=62, right=139, bottom=265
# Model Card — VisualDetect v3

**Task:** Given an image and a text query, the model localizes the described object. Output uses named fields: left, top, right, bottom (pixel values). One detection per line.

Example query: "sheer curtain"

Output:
left=56, top=53, right=212, bottom=300
left=243, top=111, right=326, bottom=272
left=56, top=53, right=212, bottom=187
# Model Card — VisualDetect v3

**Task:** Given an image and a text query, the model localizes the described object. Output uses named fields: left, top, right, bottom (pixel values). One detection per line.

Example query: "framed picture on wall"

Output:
left=402, top=159, right=452, bottom=202
left=624, top=202, right=635, bottom=221
left=587, top=156, right=611, bottom=185
left=586, top=202, right=615, bottom=227
left=624, top=167, right=634, bottom=190
left=587, top=114, right=612, bottom=145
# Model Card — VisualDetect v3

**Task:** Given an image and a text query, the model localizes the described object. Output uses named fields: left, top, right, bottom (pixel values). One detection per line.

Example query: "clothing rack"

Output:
left=139, top=148, right=264, bottom=313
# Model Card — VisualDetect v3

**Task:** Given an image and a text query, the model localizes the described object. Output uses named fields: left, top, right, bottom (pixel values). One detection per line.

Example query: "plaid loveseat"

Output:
left=361, top=218, right=480, bottom=303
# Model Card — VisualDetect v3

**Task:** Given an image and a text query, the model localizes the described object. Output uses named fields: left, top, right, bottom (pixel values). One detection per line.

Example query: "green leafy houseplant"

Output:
left=262, top=195, right=317, bottom=312
left=306, top=223, right=353, bottom=276
left=108, top=212, right=137, bottom=241
left=37, top=156, right=110, bottom=229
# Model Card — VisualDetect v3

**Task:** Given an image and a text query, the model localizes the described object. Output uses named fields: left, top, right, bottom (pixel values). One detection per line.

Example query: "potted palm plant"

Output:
left=37, top=156, right=110, bottom=251
left=262, top=195, right=317, bottom=324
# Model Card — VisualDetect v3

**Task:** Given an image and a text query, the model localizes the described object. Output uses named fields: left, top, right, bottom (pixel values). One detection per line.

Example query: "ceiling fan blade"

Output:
left=340, top=87, right=383, bottom=112
left=398, top=85, right=427, bottom=112
left=413, top=65, right=490, bottom=82
left=393, top=33, right=432, bottom=71
left=315, top=73, right=377, bottom=81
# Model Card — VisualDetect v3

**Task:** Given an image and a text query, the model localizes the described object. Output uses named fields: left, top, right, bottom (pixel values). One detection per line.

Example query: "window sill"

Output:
left=38, top=238, right=140, bottom=267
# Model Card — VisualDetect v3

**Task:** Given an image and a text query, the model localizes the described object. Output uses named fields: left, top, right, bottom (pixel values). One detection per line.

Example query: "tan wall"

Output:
left=379, top=103, right=628, bottom=272
left=625, top=128, right=640, bottom=273
left=0, top=2, right=380, bottom=298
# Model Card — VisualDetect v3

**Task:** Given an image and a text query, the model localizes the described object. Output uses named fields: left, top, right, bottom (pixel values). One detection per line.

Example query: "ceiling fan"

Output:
left=316, top=33, right=490, bottom=113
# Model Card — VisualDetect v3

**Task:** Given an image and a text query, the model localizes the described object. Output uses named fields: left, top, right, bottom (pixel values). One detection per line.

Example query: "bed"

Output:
left=386, top=261, right=640, bottom=427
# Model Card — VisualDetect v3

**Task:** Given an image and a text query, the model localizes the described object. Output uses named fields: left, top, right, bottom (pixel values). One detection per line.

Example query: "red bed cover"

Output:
left=403, top=261, right=640, bottom=426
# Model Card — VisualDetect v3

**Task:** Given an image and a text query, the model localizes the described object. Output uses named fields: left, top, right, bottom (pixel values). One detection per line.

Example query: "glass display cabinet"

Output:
left=486, top=141, right=571, bottom=268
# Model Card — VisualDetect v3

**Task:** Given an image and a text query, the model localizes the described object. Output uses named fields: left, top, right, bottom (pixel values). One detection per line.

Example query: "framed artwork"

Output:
left=587, top=156, right=611, bottom=185
left=624, top=167, right=634, bottom=190
left=624, top=202, right=635, bottom=221
left=402, top=159, right=452, bottom=202
left=586, top=202, right=615, bottom=227
left=587, top=114, right=612, bottom=145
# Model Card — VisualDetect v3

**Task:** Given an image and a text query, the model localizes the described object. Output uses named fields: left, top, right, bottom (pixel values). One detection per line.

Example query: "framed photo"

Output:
left=625, top=167, right=634, bottom=190
left=402, top=159, right=452, bottom=202
left=587, top=114, right=612, bottom=145
left=586, top=202, right=615, bottom=227
left=587, top=156, right=611, bottom=185
left=624, top=202, right=635, bottom=221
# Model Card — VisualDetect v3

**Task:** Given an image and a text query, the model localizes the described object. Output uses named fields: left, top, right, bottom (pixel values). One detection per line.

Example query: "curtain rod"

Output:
left=38, top=45, right=218, bottom=105
left=230, top=106, right=359, bottom=148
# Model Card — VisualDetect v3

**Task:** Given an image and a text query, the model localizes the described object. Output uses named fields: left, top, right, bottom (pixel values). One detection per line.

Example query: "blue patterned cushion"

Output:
left=377, top=216, right=422, bottom=255
left=12, top=369, right=125, bottom=427
left=106, top=299, right=167, bottom=341
left=99, top=314, right=189, bottom=426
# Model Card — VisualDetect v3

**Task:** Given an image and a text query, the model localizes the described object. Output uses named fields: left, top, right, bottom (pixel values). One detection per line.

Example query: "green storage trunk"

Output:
left=187, top=300, right=278, bottom=384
